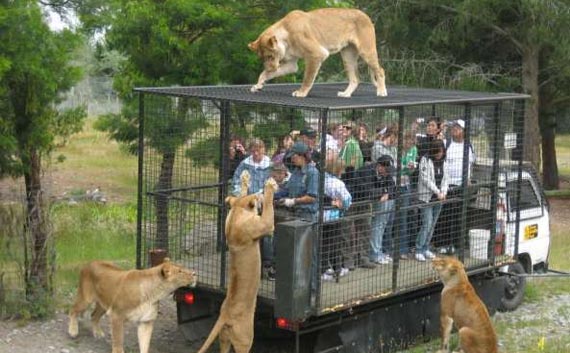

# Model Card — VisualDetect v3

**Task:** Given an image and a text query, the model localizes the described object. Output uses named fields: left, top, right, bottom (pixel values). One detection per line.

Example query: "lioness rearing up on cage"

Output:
left=197, top=171, right=278, bottom=353
left=248, top=8, right=387, bottom=98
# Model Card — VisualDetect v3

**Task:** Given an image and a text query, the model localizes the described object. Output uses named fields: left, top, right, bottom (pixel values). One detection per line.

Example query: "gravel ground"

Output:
left=1, top=199, right=568, bottom=353
left=1, top=291, right=569, bottom=353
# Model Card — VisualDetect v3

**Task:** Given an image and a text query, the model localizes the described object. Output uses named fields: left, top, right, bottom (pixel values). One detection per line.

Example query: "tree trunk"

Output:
left=23, top=148, right=51, bottom=298
left=521, top=45, right=541, bottom=170
left=541, top=123, right=559, bottom=190
left=155, top=150, right=175, bottom=251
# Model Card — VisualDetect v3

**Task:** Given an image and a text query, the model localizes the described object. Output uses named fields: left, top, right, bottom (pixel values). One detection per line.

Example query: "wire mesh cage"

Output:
left=135, top=83, right=528, bottom=315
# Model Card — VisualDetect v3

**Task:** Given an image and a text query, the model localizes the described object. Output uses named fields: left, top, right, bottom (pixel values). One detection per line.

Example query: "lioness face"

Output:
left=249, top=35, right=281, bottom=72
left=162, top=262, right=197, bottom=288
left=432, top=257, right=461, bottom=282
left=226, top=194, right=260, bottom=213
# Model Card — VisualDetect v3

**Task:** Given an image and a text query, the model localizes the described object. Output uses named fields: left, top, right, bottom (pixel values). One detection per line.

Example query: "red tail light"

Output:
left=183, top=292, right=195, bottom=305
left=275, top=317, right=289, bottom=329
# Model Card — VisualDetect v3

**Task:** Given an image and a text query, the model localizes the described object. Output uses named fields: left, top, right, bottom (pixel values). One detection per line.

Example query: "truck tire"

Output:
left=498, top=262, right=526, bottom=312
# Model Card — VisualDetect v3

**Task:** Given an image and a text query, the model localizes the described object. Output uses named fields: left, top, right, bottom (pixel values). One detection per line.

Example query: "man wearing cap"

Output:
left=436, top=118, right=476, bottom=254
left=299, top=127, right=318, bottom=151
left=445, top=119, right=475, bottom=187
left=355, top=155, right=396, bottom=265
left=279, top=141, right=319, bottom=222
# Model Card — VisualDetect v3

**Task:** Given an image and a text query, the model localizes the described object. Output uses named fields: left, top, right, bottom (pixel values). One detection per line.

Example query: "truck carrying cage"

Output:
left=134, top=83, right=528, bottom=323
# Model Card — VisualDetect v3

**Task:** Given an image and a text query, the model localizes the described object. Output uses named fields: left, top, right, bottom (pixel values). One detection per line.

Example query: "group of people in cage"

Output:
left=227, top=116, right=475, bottom=282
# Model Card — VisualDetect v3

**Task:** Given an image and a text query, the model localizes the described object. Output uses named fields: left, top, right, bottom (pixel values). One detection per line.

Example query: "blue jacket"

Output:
left=231, top=155, right=272, bottom=196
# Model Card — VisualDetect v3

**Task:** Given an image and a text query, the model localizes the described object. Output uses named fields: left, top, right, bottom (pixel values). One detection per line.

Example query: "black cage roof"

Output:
left=135, top=83, right=529, bottom=110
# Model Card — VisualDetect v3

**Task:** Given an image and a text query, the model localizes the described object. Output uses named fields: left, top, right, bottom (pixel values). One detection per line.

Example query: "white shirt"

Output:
left=323, top=173, right=352, bottom=221
left=445, top=140, right=475, bottom=186
left=326, top=134, right=340, bottom=153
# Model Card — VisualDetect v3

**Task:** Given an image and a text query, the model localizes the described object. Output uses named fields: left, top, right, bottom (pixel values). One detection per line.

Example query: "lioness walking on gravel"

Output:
left=197, top=171, right=278, bottom=353
left=68, top=259, right=196, bottom=353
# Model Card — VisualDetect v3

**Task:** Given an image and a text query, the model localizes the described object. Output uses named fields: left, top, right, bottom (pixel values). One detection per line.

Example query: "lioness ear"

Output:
left=268, top=36, right=277, bottom=50
left=161, top=262, right=172, bottom=278
left=248, top=199, right=257, bottom=209
left=248, top=39, right=259, bottom=51
left=225, top=196, right=237, bottom=208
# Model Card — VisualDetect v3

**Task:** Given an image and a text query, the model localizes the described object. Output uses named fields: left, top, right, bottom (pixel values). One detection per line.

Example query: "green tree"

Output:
left=0, top=0, right=86, bottom=312
left=91, top=0, right=232, bottom=252
left=362, top=0, right=570, bottom=189
left=88, top=0, right=331, bottom=252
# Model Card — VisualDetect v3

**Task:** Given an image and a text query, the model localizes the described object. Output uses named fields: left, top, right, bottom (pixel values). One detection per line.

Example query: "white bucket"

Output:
left=469, top=229, right=490, bottom=260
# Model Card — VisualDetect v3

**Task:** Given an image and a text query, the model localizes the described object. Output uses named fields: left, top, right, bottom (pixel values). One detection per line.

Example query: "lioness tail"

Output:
left=196, top=317, right=225, bottom=353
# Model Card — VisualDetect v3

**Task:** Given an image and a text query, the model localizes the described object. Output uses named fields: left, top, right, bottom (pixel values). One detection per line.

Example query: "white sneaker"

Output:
left=425, top=250, right=436, bottom=259
left=415, top=253, right=426, bottom=262
left=339, top=267, right=349, bottom=277
left=325, top=267, right=334, bottom=275
left=376, top=254, right=392, bottom=264
left=321, top=273, right=334, bottom=281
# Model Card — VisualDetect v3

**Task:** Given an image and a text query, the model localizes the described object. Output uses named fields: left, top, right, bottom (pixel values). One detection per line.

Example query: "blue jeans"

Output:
left=370, top=200, right=395, bottom=261
left=416, top=202, right=442, bottom=254
left=398, top=186, right=413, bottom=255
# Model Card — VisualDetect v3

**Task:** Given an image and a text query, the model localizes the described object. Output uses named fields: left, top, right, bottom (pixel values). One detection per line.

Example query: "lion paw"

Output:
left=377, top=88, right=388, bottom=97
left=265, top=178, right=278, bottom=192
left=92, top=325, right=105, bottom=338
left=292, top=90, right=308, bottom=98
left=251, top=84, right=263, bottom=92
left=68, top=320, right=79, bottom=338
left=240, top=170, right=251, bottom=187
left=435, top=350, right=449, bottom=353
left=337, top=91, right=352, bottom=98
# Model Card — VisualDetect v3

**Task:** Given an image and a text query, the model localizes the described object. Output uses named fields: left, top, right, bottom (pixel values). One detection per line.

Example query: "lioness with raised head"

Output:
left=432, top=257, right=498, bottom=353
left=197, top=172, right=278, bottom=353
left=68, top=259, right=196, bottom=353
left=248, top=8, right=387, bottom=98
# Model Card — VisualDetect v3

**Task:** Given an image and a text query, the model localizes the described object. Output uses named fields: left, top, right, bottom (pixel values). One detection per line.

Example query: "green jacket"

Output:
left=401, top=146, right=418, bottom=176
left=339, top=137, right=364, bottom=170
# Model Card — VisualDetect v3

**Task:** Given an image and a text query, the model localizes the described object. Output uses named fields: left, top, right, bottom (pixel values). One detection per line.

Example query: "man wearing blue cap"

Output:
left=279, top=141, right=319, bottom=222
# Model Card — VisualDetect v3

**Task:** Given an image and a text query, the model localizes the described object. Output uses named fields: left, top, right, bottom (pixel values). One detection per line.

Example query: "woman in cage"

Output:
left=321, top=157, right=352, bottom=281
left=415, top=139, right=448, bottom=262
left=271, top=133, right=294, bottom=165
left=371, top=125, right=397, bottom=164
left=397, top=131, right=418, bottom=260
left=228, top=135, right=248, bottom=178
left=231, top=138, right=272, bottom=196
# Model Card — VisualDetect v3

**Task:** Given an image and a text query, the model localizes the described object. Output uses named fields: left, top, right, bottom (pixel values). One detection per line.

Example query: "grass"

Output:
left=549, top=220, right=570, bottom=273
left=52, top=202, right=137, bottom=300
left=49, top=118, right=138, bottom=203
left=48, top=118, right=140, bottom=301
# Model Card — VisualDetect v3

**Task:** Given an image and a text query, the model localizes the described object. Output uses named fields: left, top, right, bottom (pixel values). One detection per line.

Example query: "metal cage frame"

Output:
left=135, top=83, right=528, bottom=317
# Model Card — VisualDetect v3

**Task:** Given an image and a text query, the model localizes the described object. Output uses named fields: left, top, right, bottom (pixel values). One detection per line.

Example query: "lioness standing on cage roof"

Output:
left=248, top=8, right=387, bottom=98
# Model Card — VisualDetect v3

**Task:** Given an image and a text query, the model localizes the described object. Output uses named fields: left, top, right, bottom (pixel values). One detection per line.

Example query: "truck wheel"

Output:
left=498, top=262, right=526, bottom=312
